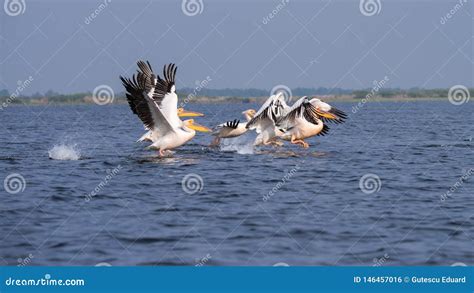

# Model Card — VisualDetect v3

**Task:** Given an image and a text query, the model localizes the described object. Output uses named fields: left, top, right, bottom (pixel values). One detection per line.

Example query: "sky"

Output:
left=0, top=0, right=473, bottom=95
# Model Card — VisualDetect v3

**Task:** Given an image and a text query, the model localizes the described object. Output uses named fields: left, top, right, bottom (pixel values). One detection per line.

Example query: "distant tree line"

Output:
left=0, top=87, right=472, bottom=104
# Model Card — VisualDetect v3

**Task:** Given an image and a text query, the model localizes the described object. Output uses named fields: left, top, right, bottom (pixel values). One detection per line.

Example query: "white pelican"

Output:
left=245, top=93, right=288, bottom=146
left=210, top=109, right=256, bottom=146
left=120, top=61, right=210, bottom=156
left=137, top=108, right=204, bottom=142
left=275, top=96, right=346, bottom=148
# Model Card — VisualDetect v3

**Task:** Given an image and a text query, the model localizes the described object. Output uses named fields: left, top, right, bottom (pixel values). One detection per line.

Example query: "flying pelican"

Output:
left=120, top=61, right=210, bottom=156
left=275, top=96, right=346, bottom=148
left=245, top=93, right=288, bottom=146
left=210, top=109, right=256, bottom=146
left=137, top=108, right=204, bottom=142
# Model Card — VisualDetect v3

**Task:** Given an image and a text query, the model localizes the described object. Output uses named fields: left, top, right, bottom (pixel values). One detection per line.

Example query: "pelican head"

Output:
left=183, top=119, right=211, bottom=132
left=178, top=107, right=205, bottom=117
left=310, top=98, right=338, bottom=120
left=242, top=109, right=256, bottom=121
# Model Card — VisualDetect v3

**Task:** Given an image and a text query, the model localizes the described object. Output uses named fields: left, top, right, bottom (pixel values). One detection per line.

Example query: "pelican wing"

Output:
left=212, top=119, right=240, bottom=135
left=317, top=124, right=330, bottom=136
left=310, top=98, right=347, bottom=124
left=120, top=75, right=174, bottom=134
left=277, top=96, right=321, bottom=126
left=224, top=119, right=240, bottom=129
left=136, top=61, right=180, bottom=128
left=246, top=94, right=285, bottom=129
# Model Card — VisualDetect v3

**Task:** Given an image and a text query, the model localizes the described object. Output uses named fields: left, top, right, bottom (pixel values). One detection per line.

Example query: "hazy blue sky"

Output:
left=0, top=0, right=472, bottom=95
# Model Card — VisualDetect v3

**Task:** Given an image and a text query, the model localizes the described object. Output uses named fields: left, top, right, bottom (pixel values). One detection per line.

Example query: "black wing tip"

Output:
left=317, top=123, right=330, bottom=136
left=119, top=75, right=128, bottom=84
left=225, top=119, right=240, bottom=129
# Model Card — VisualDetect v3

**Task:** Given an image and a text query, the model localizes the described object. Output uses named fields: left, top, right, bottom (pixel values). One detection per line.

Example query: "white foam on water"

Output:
left=48, top=144, right=81, bottom=160
left=220, top=137, right=254, bottom=155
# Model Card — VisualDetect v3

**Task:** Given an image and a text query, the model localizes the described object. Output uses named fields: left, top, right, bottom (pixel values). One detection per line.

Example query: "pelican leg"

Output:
left=263, top=140, right=276, bottom=146
left=270, top=140, right=283, bottom=147
left=291, top=137, right=309, bottom=148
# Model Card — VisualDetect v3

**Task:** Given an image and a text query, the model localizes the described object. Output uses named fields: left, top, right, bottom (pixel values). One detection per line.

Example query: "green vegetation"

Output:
left=0, top=87, right=471, bottom=106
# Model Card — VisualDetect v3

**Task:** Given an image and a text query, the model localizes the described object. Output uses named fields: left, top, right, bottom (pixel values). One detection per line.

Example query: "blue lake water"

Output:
left=0, top=101, right=472, bottom=266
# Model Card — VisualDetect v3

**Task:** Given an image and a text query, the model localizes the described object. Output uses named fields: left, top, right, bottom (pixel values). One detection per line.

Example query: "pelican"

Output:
left=245, top=93, right=288, bottom=146
left=275, top=96, right=346, bottom=148
left=210, top=109, right=256, bottom=146
left=137, top=108, right=204, bottom=142
left=120, top=60, right=210, bottom=156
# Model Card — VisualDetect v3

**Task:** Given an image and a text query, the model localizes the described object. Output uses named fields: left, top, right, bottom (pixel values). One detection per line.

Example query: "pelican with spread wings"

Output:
left=245, top=93, right=289, bottom=146
left=275, top=96, right=347, bottom=148
left=120, top=61, right=210, bottom=156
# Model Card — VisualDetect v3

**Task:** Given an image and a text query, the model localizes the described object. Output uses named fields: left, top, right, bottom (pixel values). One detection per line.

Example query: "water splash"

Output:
left=48, top=144, right=81, bottom=160
left=220, top=137, right=254, bottom=155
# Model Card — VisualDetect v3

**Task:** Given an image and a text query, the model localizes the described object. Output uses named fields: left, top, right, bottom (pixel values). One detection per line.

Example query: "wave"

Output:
left=48, top=144, right=81, bottom=160
left=219, top=136, right=254, bottom=154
